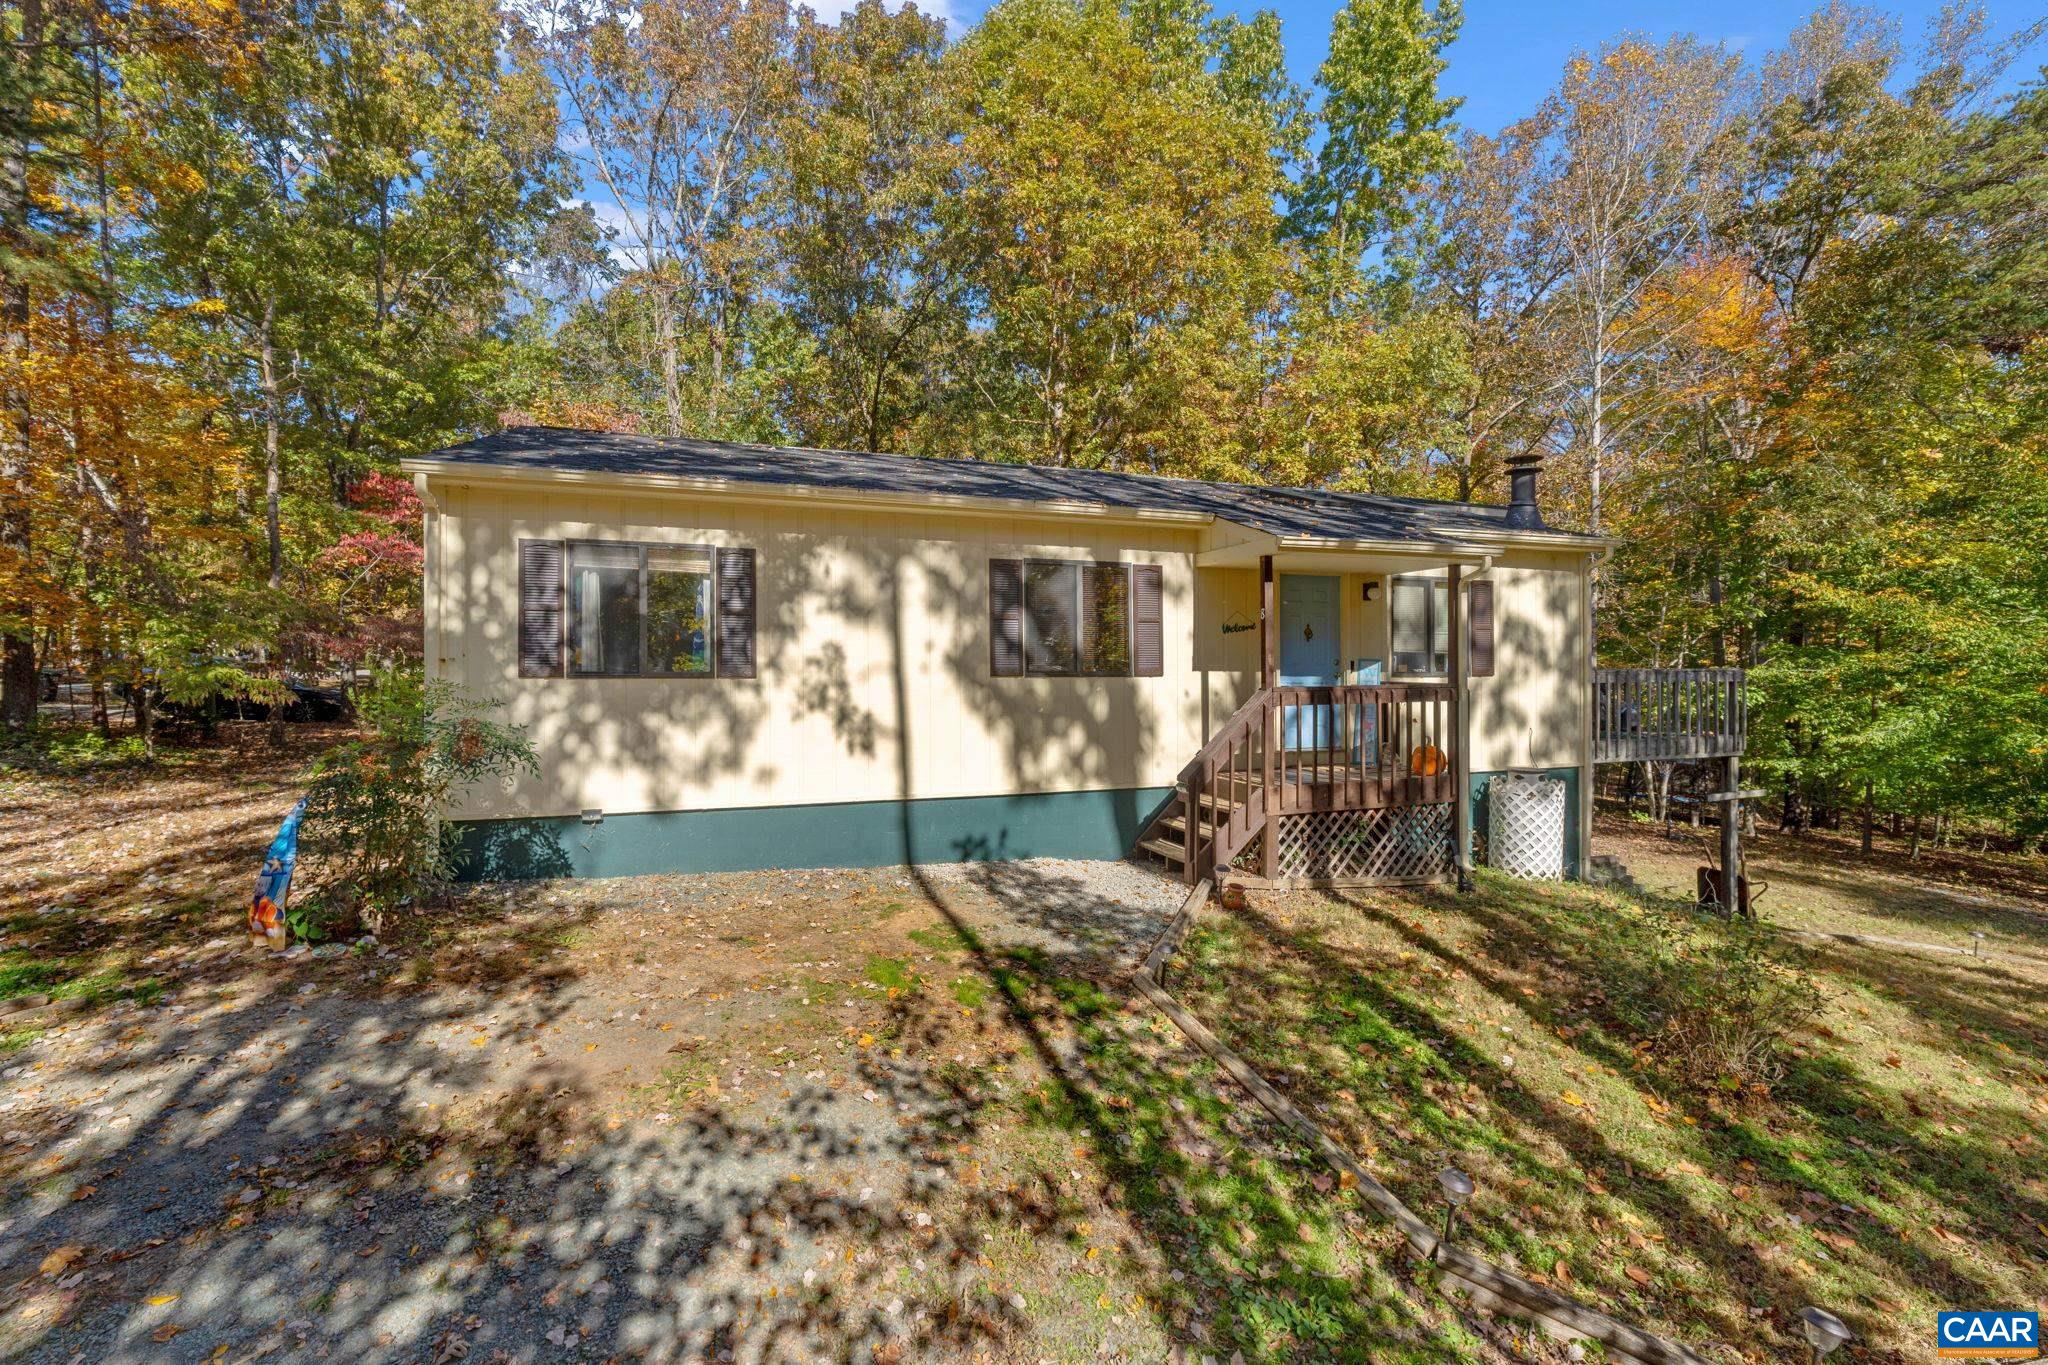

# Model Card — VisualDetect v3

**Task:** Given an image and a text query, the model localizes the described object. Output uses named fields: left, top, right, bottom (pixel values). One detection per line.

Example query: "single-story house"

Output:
left=401, top=429, right=1611, bottom=885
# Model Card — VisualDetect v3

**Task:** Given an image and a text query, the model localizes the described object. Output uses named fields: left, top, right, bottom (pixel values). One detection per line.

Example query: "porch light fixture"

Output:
left=1362, top=579, right=1380, bottom=602
left=580, top=808, right=604, bottom=826
left=1436, top=1167, right=1474, bottom=1246
left=1797, top=1306, right=1852, bottom=1363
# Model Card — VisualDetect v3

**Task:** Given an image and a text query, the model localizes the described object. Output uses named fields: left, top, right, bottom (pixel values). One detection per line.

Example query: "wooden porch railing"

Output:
left=1593, top=667, right=1746, bottom=763
left=1272, top=685, right=1457, bottom=812
left=1136, top=683, right=1459, bottom=884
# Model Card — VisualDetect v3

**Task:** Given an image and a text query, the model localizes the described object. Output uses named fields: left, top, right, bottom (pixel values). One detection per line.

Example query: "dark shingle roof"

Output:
left=418, top=427, right=1598, bottom=546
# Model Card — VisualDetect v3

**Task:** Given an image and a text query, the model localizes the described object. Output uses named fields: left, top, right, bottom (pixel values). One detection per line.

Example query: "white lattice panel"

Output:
left=1487, top=773, right=1566, bottom=879
left=1237, top=805, right=1454, bottom=882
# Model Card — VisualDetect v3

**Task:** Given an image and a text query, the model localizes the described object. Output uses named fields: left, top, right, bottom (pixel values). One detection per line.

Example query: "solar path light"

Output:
left=1437, top=1167, right=1474, bottom=1247
left=1798, top=1306, right=1852, bottom=1365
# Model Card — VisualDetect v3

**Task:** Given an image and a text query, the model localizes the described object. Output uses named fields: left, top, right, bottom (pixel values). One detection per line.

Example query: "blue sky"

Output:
left=568, top=1, right=2041, bottom=256
left=916, top=0, right=2045, bottom=134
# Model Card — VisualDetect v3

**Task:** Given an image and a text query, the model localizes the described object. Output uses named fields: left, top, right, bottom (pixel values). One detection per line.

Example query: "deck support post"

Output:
left=1260, top=555, right=1278, bottom=880
left=1721, top=751, right=1742, bottom=915
left=1449, top=563, right=1472, bottom=891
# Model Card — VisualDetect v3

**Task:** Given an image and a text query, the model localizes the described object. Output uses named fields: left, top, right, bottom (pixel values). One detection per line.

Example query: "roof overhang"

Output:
left=401, top=457, right=1216, bottom=531
left=1198, top=530, right=1494, bottom=572
left=403, top=455, right=1620, bottom=555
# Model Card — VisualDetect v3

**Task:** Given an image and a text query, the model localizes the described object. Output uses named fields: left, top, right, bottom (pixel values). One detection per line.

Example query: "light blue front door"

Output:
left=1279, top=574, right=1341, bottom=748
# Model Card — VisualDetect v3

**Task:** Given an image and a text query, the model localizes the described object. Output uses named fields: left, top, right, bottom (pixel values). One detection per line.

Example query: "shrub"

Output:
left=301, top=666, right=536, bottom=932
left=1601, top=905, right=1823, bottom=1100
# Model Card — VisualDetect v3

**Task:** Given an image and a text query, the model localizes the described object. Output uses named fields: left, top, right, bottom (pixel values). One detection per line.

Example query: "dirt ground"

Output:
left=1596, top=812, right=2048, bottom=972
left=0, top=725, right=1553, bottom=1364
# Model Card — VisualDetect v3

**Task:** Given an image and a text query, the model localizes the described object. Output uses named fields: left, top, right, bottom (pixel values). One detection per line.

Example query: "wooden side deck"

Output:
left=1593, top=667, right=1746, bottom=764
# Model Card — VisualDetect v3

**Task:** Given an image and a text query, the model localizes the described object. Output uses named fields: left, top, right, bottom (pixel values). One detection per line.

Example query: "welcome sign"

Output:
left=1938, top=1312, right=2040, bottom=1359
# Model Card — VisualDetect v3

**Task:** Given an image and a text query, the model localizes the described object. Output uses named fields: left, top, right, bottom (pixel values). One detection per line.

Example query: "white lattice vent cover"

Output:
left=1488, top=773, right=1566, bottom=880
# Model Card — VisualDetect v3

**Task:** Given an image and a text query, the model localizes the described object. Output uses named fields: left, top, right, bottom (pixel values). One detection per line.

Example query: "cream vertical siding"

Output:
left=1468, top=553, right=1587, bottom=772
left=430, top=481, right=1257, bottom=822
left=1334, top=554, right=1587, bottom=771
left=423, top=474, right=1589, bottom=824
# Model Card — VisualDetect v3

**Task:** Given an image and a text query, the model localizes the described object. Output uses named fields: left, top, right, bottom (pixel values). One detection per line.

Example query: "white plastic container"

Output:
left=1488, top=773, right=1567, bottom=880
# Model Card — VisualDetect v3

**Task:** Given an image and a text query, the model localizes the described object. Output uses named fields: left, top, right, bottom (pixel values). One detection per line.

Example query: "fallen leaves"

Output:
left=1624, top=1265, right=1654, bottom=1287
left=38, top=1245, right=85, bottom=1277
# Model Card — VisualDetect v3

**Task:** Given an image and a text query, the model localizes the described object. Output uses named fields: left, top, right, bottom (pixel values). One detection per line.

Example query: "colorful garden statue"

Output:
left=249, top=797, right=309, bottom=951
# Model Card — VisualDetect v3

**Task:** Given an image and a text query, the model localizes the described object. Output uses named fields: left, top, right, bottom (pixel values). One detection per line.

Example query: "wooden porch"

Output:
left=1592, top=666, right=1754, bottom=915
left=1137, top=554, right=1473, bottom=887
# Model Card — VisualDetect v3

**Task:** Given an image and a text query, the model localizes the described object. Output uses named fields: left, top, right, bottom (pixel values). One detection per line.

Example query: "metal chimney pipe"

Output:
left=1504, top=453, right=1544, bottom=530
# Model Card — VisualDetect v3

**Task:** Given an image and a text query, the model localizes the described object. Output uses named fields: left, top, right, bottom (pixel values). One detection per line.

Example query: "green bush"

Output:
left=1601, top=905, right=1823, bottom=1099
left=301, top=666, right=536, bottom=933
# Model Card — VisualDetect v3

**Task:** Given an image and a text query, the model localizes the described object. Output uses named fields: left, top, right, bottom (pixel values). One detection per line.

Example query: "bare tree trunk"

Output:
left=656, top=299, right=682, bottom=438
left=259, top=298, right=287, bottom=749
left=0, top=0, right=43, bottom=729
left=1859, top=782, right=1874, bottom=855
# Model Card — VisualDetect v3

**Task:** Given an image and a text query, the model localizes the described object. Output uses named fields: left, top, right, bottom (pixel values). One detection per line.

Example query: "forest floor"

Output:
left=4, top=725, right=2041, bottom=1362
left=0, top=723, right=1557, bottom=1364
left=1164, top=819, right=2048, bottom=1363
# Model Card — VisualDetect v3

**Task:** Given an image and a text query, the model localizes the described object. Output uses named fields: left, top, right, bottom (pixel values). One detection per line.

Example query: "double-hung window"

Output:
left=1389, top=574, right=1495, bottom=678
left=519, top=538, right=755, bottom=679
left=991, top=558, right=1161, bottom=678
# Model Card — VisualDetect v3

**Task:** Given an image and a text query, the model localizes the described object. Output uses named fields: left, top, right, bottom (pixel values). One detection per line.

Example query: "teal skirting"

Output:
left=1469, top=768, right=1583, bottom=877
left=450, top=786, right=1178, bottom=881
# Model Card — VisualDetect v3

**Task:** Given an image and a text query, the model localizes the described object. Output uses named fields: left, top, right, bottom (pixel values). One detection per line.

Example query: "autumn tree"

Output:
left=770, top=0, right=962, bottom=454
left=943, top=0, right=1284, bottom=475
left=533, top=0, right=790, bottom=439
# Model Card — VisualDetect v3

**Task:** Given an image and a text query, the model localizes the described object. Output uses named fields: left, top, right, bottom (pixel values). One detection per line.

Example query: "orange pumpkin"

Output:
left=1409, top=743, right=1447, bottom=777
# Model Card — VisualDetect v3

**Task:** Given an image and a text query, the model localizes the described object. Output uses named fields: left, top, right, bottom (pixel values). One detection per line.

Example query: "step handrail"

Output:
left=1177, top=686, right=1276, bottom=787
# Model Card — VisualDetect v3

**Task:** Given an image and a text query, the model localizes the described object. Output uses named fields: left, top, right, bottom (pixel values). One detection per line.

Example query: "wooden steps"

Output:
left=1134, top=782, right=1250, bottom=879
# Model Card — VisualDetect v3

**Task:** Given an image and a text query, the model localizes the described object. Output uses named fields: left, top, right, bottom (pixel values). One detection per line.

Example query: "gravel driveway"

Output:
left=0, top=858, right=1184, bottom=1364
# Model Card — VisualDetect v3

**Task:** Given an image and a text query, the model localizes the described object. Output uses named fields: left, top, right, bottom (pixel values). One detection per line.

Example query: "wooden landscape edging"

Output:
left=1129, top=880, right=1712, bottom=1365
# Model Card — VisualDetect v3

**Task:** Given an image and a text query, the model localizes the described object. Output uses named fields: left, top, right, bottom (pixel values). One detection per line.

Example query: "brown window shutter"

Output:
left=517, top=539, right=564, bottom=678
left=1131, top=564, right=1163, bottom=677
left=716, top=547, right=757, bottom=678
left=989, top=559, right=1024, bottom=676
left=1469, top=579, right=1495, bottom=678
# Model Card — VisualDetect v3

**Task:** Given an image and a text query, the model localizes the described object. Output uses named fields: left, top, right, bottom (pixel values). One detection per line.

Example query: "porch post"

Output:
left=1260, top=554, right=1278, bottom=880
left=1259, top=554, right=1275, bottom=689
left=1449, top=563, right=1473, bottom=891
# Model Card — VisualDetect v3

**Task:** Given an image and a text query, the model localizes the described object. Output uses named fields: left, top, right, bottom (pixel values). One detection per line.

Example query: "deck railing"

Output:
left=1272, top=685, right=1457, bottom=811
left=1160, top=683, right=1459, bottom=879
left=1593, top=667, right=1746, bottom=763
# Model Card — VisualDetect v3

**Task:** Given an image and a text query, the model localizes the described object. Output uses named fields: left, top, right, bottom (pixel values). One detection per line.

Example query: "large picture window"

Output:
left=548, top=540, right=733, bottom=679
left=991, top=558, right=1159, bottom=678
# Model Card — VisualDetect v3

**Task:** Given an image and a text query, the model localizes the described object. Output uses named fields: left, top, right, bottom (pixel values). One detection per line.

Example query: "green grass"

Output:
left=0, top=722, right=167, bottom=775
left=0, top=950, right=160, bottom=1009
left=994, top=952, right=1505, bottom=1362
left=0, top=1026, right=44, bottom=1054
left=907, top=922, right=978, bottom=955
left=863, top=954, right=916, bottom=991
left=1163, top=873, right=2048, bottom=1357
left=949, top=975, right=989, bottom=1009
